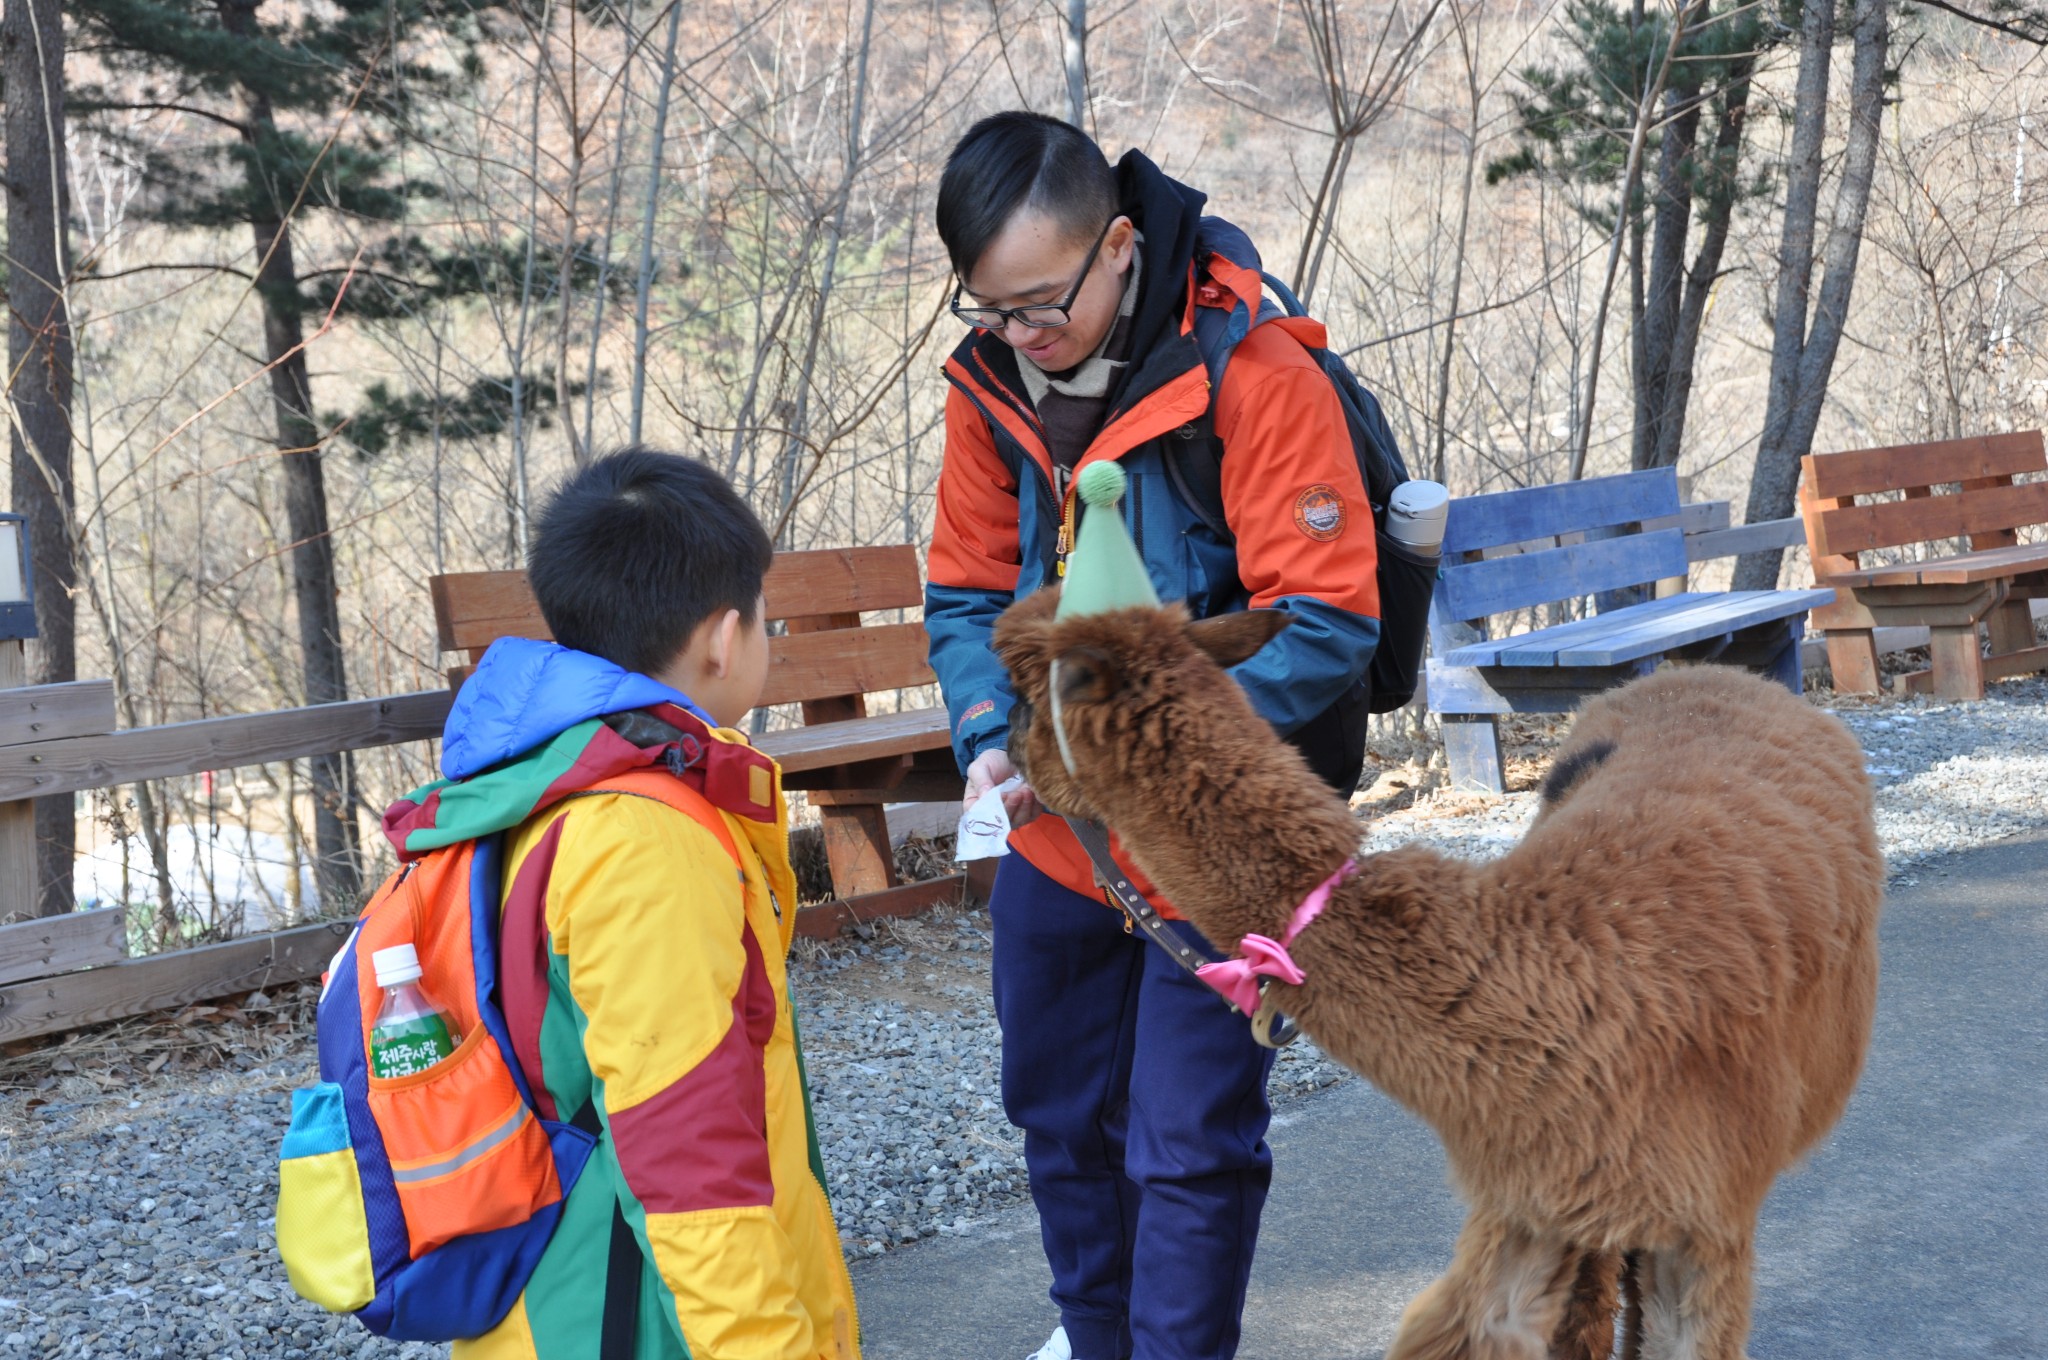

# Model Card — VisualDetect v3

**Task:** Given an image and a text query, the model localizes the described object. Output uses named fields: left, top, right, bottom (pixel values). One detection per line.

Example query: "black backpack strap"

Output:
left=1259, top=272, right=1411, bottom=512
left=1176, top=280, right=1285, bottom=544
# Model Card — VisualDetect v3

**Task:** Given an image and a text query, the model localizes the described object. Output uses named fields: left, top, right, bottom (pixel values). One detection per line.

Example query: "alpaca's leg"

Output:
left=1547, top=1250, right=1620, bottom=1360
left=1636, top=1236, right=1756, bottom=1360
left=1389, top=1214, right=1581, bottom=1360
left=1618, top=1252, right=1644, bottom=1360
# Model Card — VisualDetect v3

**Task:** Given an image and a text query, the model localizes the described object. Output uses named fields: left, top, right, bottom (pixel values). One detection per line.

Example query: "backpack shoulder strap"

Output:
left=576, top=767, right=743, bottom=868
left=1176, top=273, right=1288, bottom=543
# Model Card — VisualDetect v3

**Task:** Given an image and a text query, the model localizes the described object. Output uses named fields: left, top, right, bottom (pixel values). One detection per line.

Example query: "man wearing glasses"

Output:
left=923, top=112, right=1383, bottom=1360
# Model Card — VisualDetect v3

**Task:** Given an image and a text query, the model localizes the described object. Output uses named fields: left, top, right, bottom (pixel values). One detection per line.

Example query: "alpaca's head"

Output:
left=991, top=587, right=1293, bottom=819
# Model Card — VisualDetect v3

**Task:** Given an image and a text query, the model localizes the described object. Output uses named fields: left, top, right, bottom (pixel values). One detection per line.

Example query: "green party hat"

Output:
left=1057, top=462, right=1162, bottom=619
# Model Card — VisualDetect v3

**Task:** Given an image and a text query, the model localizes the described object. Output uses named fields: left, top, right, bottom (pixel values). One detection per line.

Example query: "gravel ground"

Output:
left=4, top=675, right=2046, bottom=1357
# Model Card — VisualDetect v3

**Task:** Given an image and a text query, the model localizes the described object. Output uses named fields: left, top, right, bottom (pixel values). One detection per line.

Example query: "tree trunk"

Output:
left=1633, top=81, right=1701, bottom=472
left=630, top=0, right=685, bottom=446
left=1648, top=64, right=1753, bottom=472
left=1734, top=0, right=1889, bottom=589
left=218, top=0, right=361, bottom=913
left=1064, top=0, right=1088, bottom=128
left=3, top=0, right=79, bottom=916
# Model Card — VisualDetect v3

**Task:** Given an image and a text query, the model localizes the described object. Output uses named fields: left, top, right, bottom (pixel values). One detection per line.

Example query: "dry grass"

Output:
left=790, top=825, right=961, bottom=904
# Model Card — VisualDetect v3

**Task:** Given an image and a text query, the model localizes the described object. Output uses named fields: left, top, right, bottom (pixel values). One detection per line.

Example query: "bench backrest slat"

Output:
left=1441, top=468, right=1681, bottom=555
left=1434, top=469, right=1686, bottom=621
left=1437, top=528, right=1687, bottom=622
left=430, top=546, right=936, bottom=704
left=433, top=546, right=925, bottom=654
left=758, top=621, right=933, bottom=709
left=1810, top=479, right=2048, bottom=560
left=1804, top=431, right=2045, bottom=501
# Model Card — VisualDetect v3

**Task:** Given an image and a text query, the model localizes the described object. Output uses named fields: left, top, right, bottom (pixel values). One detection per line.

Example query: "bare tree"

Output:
left=1733, top=0, right=1891, bottom=589
left=1064, top=0, right=1089, bottom=126
left=3, top=0, right=79, bottom=916
left=1568, top=0, right=1705, bottom=480
left=1291, top=0, right=1450, bottom=307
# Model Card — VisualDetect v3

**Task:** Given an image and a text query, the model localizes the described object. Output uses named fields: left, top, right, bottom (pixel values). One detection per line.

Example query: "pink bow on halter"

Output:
left=1195, top=858, right=1356, bottom=1016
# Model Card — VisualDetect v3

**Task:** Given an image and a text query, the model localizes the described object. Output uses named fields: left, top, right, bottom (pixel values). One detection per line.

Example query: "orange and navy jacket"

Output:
left=412, top=639, right=857, bottom=1360
left=924, top=150, right=1382, bottom=910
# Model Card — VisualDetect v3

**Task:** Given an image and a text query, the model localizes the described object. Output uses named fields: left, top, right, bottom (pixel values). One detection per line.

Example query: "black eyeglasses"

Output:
left=950, top=218, right=1116, bottom=331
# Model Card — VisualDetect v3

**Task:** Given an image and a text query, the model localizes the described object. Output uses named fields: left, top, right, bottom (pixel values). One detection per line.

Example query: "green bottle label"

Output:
left=371, top=1012, right=456, bottom=1078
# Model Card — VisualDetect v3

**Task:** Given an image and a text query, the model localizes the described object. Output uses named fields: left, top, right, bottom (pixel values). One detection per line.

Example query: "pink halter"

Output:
left=1195, top=858, right=1356, bottom=1016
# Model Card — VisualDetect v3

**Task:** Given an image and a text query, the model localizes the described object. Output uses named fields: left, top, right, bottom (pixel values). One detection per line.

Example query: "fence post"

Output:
left=0, top=639, right=36, bottom=921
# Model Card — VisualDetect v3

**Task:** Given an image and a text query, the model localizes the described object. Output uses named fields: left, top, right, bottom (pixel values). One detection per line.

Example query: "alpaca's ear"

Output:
left=1185, top=609, right=1294, bottom=669
left=1054, top=646, right=1123, bottom=705
left=993, top=588, right=1062, bottom=673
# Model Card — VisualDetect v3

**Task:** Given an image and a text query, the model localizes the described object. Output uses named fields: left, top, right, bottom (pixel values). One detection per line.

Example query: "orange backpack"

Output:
left=276, top=768, right=739, bottom=1342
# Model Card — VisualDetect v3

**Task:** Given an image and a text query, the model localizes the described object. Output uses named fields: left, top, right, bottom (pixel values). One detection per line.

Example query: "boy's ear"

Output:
left=1053, top=646, right=1122, bottom=706
left=1185, top=610, right=1294, bottom=669
left=709, top=607, right=743, bottom=677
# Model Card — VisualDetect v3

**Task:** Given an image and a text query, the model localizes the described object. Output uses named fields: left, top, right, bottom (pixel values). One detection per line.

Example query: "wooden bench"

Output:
left=1799, top=431, right=2048, bottom=700
left=1427, top=467, right=1834, bottom=793
left=431, top=545, right=968, bottom=918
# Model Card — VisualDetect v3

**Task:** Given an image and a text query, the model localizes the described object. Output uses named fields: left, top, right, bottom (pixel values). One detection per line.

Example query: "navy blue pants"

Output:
left=989, top=851, right=1277, bottom=1360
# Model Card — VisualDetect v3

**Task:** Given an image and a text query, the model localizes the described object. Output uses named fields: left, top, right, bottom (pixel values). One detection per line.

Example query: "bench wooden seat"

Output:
left=1821, top=542, right=2048, bottom=590
left=430, top=545, right=965, bottom=912
left=753, top=707, right=951, bottom=775
left=1800, top=431, right=2048, bottom=699
left=1427, top=467, right=1833, bottom=793
left=1442, top=589, right=1833, bottom=668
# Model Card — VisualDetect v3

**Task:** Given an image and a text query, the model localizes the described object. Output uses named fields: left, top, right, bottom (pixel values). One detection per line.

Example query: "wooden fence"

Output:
left=0, top=686, right=970, bottom=1044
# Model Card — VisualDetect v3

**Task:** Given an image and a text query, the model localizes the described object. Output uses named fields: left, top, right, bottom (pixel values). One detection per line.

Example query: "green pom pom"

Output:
left=1077, top=461, right=1127, bottom=509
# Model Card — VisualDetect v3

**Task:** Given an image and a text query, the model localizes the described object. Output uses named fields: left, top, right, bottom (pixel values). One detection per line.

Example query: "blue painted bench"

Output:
left=1426, top=467, right=1835, bottom=793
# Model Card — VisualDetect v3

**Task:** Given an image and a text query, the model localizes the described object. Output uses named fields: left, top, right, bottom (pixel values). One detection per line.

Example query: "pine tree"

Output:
left=1490, top=1, right=1790, bottom=476
left=65, top=0, right=549, bottom=913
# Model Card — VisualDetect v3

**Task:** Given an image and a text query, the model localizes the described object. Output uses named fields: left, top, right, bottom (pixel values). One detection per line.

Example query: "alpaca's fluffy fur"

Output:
left=993, top=592, right=1882, bottom=1360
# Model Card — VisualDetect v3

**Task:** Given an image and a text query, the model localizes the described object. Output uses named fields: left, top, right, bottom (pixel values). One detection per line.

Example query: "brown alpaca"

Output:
left=992, top=591, right=1882, bottom=1360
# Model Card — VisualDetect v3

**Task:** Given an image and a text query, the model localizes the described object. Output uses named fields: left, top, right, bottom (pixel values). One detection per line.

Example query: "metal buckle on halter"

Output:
left=1250, top=980, right=1301, bottom=1050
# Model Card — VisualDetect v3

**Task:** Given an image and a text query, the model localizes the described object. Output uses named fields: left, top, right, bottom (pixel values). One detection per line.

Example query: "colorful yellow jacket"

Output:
left=404, top=639, right=858, bottom=1360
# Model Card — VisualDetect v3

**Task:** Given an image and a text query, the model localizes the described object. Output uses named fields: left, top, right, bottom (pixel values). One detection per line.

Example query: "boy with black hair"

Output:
left=409, top=447, right=858, bottom=1360
left=925, top=113, right=1384, bottom=1360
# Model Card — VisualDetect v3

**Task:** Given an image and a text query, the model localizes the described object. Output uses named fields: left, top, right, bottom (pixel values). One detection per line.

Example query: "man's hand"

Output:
left=963, top=748, right=1042, bottom=829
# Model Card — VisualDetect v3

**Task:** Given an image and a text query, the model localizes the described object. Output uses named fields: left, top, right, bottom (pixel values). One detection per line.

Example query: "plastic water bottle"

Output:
left=369, top=944, right=460, bottom=1078
left=1386, top=480, right=1450, bottom=555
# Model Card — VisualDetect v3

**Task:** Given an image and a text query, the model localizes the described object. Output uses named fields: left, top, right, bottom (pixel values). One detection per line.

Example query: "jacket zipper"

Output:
left=1130, top=470, right=1144, bottom=556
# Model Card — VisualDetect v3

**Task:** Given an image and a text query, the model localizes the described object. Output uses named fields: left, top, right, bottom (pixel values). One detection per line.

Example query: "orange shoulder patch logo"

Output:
left=1293, top=484, right=1347, bottom=542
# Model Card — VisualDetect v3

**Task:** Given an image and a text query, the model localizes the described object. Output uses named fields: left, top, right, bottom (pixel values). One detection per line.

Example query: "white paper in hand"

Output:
left=956, top=776, right=1026, bottom=862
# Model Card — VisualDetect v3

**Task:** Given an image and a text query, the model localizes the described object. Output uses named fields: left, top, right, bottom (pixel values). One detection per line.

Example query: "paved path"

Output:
left=849, top=832, right=2048, bottom=1359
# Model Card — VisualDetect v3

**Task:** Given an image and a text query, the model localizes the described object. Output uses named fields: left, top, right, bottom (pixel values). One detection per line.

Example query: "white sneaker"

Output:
left=1026, top=1325, right=1074, bottom=1360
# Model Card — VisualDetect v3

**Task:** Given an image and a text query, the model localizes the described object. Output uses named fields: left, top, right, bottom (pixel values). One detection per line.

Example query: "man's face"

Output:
left=961, top=209, right=1135, bottom=373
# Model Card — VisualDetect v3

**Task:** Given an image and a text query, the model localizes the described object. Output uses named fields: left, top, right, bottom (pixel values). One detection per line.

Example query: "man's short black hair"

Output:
left=936, top=111, right=1118, bottom=283
left=528, top=446, right=773, bottom=677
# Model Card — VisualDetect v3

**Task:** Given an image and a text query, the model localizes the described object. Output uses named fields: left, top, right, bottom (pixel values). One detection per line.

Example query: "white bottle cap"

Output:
left=372, top=943, right=424, bottom=988
left=1386, top=480, right=1450, bottom=552
left=1390, top=479, right=1449, bottom=515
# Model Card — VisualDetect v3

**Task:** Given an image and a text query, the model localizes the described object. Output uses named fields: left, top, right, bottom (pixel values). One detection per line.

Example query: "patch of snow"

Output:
left=73, top=823, right=318, bottom=933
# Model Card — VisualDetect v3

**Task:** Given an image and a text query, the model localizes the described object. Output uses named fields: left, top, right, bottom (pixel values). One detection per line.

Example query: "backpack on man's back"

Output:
left=1179, top=265, right=1438, bottom=714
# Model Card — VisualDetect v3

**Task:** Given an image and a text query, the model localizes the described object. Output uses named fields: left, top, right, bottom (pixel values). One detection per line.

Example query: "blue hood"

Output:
left=441, top=637, right=716, bottom=780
